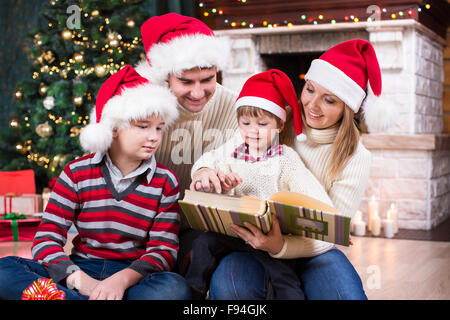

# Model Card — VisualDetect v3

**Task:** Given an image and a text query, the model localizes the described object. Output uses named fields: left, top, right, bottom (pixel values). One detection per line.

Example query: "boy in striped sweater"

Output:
left=0, top=66, right=191, bottom=300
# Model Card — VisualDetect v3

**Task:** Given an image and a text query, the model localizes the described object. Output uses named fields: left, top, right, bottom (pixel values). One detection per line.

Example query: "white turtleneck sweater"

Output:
left=192, top=124, right=372, bottom=258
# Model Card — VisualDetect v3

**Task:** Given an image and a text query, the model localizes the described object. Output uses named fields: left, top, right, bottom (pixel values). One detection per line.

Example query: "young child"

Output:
left=0, top=65, right=191, bottom=300
left=184, top=69, right=334, bottom=300
left=190, top=70, right=332, bottom=203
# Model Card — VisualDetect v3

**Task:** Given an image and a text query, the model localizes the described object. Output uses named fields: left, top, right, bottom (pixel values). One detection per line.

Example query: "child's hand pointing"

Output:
left=218, top=172, right=242, bottom=194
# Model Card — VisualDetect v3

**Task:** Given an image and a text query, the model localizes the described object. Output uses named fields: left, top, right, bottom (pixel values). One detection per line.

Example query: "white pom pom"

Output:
left=362, top=93, right=397, bottom=133
left=79, top=122, right=113, bottom=154
left=296, top=133, right=307, bottom=142
left=134, top=59, right=155, bottom=83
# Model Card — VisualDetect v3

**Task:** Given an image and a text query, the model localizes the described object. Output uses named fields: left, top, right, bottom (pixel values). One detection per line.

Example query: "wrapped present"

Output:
left=0, top=193, right=42, bottom=215
left=0, top=213, right=41, bottom=241
left=0, top=169, right=36, bottom=195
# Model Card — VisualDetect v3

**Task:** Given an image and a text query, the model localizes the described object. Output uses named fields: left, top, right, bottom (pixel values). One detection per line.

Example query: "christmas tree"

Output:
left=0, top=0, right=156, bottom=191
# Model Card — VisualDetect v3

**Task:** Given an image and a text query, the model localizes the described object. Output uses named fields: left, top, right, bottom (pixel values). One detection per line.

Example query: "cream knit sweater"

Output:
left=154, top=83, right=238, bottom=195
left=191, top=124, right=372, bottom=258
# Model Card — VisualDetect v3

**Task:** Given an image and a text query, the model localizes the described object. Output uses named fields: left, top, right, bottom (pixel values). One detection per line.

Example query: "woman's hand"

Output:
left=218, top=172, right=242, bottom=194
left=230, top=213, right=284, bottom=255
left=190, top=167, right=221, bottom=193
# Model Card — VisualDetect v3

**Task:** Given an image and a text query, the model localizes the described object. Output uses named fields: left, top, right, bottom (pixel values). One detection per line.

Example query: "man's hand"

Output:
left=190, top=167, right=222, bottom=193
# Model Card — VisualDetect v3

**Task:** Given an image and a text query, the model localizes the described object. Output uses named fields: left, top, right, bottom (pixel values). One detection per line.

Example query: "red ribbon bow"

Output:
left=22, top=278, right=65, bottom=300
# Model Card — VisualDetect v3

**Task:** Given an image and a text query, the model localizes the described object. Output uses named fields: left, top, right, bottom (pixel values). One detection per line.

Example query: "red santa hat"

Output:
left=80, top=65, right=178, bottom=154
left=305, top=39, right=395, bottom=132
left=235, top=69, right=306, bottom=141
left=136, top=13, right=229, bottom=85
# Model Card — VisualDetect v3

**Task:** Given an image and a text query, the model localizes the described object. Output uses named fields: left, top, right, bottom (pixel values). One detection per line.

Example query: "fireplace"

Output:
left=215, top=19, right=450, bottom=230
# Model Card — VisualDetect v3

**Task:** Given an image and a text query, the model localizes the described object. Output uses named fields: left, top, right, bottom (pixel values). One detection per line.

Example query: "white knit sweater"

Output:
left=192, top=125, right=372, bottom=258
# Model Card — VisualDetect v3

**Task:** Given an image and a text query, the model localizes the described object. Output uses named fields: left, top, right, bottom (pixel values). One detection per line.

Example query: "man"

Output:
left=136, top=13, right=239, bottom=196
left=135, top=14, right=239, bottom=274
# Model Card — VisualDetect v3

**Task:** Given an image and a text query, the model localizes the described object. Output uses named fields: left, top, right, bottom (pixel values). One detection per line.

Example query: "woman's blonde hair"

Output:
left=236, top=105, right=294, bottom=146
left=327, top=106, right=360, bottom=185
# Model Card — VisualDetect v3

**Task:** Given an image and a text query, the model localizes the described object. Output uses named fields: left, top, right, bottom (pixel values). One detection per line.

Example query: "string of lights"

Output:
left=197, top=0, right=432, bottom=29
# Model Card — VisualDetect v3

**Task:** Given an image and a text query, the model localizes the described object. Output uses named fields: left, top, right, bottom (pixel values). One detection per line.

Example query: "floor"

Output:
left=339, top=236, right=450, bottom=300
left=1, top=234, right=449, bottom=300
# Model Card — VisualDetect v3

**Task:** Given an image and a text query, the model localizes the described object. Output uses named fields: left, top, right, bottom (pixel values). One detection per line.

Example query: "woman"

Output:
left=191, top=39, right=392, bottom=299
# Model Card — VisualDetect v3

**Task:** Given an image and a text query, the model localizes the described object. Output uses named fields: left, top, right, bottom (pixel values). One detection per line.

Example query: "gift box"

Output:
left=0, top=170, right=36, bottom=195
left=0, top=213, right=41, bottom=241
left=0, top=194, right=43, bottom=215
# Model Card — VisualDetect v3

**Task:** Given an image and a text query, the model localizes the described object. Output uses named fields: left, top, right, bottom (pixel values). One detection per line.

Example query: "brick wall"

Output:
left=360, top=135, right=450, bottom=230
left=444, top=27, right=450, bottom=133
left=414, top=31, right=444, bottom=133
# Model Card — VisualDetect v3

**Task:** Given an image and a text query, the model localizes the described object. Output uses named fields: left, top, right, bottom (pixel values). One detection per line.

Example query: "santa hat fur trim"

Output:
left=305, top=59, right=366, bottom=113
left=137, top=34, right=229, bottom=85
left=80, top=83, right=178, bottom=154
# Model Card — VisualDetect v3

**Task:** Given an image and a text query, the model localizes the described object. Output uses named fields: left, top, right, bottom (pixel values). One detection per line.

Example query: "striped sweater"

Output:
left=31, top=153, right=181, bottom=282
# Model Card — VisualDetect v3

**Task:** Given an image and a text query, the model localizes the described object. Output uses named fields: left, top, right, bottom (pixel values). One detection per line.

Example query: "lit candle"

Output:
left=353, top=220, right=366, bottom=236
left=388, top=203, right=399, bottom=234
left=367, top=196, right=378, bottom=231
left=383, top=219, right=395, bottom=238
left=371, top=210, right=381, bottom=236
left=351, top=210, right=363, bottom=234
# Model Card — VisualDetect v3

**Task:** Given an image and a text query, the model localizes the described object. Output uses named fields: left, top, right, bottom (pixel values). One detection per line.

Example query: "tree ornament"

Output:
left=9, top=118, right=20, bottom=129
left=73, top=52, right=84, bottom=63
left=41, top=65, right=50, bottom=73
left=50, top=154, right=70, bottom=170
left=107, top=31, right=122, bottom=48
left=15, top=142, right=26, bottom=154
left=35, top=122, right=53, bottom=138
left=126, top=18, right=136, bottom=28
left=94, top=65, right=107, bottom=77
left=43, top=96, right=55, bottom=110
left=39, top=83, right=48, bottom=96
left=14, top=89, right=23, bottom=100
left=73, top=95, right=83, bottom=106
left=70, top=126, right=82, bottom=137
left=91, top=9, right=100, bottom=16
left=61, top=29, right=72, bottom=41
left=34, top=33, right=42, bottom=47
left=43, top=51, right=55, bottom=63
